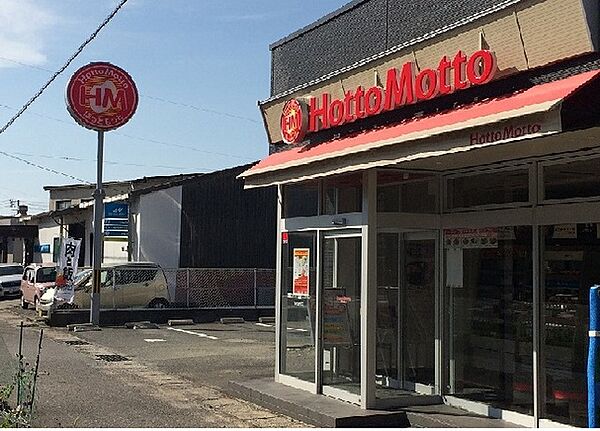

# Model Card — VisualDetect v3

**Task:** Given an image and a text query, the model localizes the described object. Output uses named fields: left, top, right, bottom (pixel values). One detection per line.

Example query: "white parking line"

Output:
left=255, top=323, right=308, bottom=333
left=167, top=327, right=219, bottom=340
left=144, top=339, right=166, bottom=343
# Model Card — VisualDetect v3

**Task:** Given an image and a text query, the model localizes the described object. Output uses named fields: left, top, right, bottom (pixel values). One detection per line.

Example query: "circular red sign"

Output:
left=280, top=99, right=307, bottom=144
left=66, top=62, right=138, bottom=131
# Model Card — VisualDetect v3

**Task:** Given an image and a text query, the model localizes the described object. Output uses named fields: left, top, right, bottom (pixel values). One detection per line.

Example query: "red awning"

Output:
left=243, top=69, right=600, bottom=183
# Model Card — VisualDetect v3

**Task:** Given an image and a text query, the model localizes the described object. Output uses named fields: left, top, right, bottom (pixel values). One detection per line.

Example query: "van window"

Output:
left=113, top=268, right=157, bottom=285
left=36, top=267, right=57, bottom=283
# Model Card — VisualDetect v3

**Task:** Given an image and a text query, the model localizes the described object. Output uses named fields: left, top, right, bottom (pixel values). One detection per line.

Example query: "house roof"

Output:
left=43, top=173, right=206, bottom=191
left=130, top=163, right=257, bottom=198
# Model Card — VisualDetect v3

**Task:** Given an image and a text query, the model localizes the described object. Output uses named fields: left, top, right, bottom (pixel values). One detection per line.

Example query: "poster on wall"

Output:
left=292, top=248, right=310, bottom=296
left=444, top=228, right=498, bottom=249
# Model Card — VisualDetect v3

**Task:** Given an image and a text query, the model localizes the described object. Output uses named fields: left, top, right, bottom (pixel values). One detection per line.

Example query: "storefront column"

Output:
left=275, top=184, right=283, bottom=381
left=361, top=169, right=377, bottom=408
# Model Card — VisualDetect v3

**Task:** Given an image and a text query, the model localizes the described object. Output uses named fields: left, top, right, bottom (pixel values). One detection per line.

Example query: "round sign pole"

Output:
left=66, top=62, right=138, bottom=327
left=90, top=130, right=105, bottom=326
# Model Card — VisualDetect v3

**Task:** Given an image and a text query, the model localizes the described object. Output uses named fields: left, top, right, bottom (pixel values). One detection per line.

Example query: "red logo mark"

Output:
left=280, top=99, right=308, bottom=144
left=66, top=62, right=138, bottom=131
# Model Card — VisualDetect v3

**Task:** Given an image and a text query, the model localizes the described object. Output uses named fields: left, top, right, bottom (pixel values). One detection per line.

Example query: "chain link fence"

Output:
left=163, top=268, right=276, bottom=308
left=69, top=267, right=276, bottom=310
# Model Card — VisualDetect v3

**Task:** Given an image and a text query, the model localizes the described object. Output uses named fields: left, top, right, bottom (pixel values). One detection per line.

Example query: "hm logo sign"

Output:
left=81, top=81, right=127, bottom=114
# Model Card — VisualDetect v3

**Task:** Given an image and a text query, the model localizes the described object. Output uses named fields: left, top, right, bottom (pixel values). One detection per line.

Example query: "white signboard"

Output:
left=444, top=228, right=498, bottom=249
left=55, top=237, right=81, bottom=303
left=553, top=224, right=577, bottom=239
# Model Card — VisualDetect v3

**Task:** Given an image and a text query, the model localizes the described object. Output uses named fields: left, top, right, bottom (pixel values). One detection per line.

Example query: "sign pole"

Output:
left=90, top=130, right=105, bottom=326
left=65, top=61, right=138, bottom=327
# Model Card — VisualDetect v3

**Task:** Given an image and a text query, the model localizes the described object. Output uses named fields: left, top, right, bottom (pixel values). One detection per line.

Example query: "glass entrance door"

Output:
left=376, top=231, right=437, bottom=399
left=320, top=232, right=362, bottom=403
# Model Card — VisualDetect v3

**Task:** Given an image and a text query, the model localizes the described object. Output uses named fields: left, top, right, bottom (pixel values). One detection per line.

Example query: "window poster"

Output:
left=444, top=228, right=498, bottom=249
left=322, top=289, right=353, bottom=347
left=292, top=248, right=310, bottom=296
left=553, top=224, right=577, bottom=239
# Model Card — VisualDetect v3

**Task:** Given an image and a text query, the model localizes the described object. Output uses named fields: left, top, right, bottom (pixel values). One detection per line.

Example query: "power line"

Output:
left=140, top=94, right=260, bottom=124
left=0, top=0, right=130, bottom=184
left=0, top=56, right=261, bottom=124
left=0, top=103, right=257, bottom=162
left=11, top=151, right=215, bottom=172
left=0, top=149, right=90, bottom=183
left=0, top=0, right=130, bottom=137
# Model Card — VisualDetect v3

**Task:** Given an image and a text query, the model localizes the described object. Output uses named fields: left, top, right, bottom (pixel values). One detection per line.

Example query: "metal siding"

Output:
left=179, top=167, right=277, bottom=268
left=271, top=0, right=517, bottom=95
left=271, top=0, right=387, bottom=95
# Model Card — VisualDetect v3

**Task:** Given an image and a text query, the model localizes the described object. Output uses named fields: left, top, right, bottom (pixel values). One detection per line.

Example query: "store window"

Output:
left=280, top=232, right=317, bottom=383
left=444, top=226, right=533, bottom=415
left=377, top=231, right=436, bottom=399
left=541, top=223, right=600, bottom=427
left=543, top=156, right=600, bottom=201
left=446, top=167, right=530, bottom=210
left=283, top=181, right=319, bottom=218
left=322, top=173, right=362, bottom=215
left=377, top=170, right=438, bottom=213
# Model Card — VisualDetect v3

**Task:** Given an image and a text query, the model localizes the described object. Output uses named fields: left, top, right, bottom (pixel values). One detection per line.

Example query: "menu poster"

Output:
left=292, top=248, right=310, bottom=296
left=553, top=224, right=577, bottom=239
left=444, top=228, right=498, bottom=249
left=322, top=289, right=353, bottom=347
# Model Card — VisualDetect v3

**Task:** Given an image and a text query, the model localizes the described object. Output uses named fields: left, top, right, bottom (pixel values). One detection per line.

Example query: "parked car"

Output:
left=40, top=262, right=170, bottom=314
left=37, top=268, right=91, bottom=316
left=0, top=263, right=24, bottom=299
left=20, top=264, right=57, bottom=310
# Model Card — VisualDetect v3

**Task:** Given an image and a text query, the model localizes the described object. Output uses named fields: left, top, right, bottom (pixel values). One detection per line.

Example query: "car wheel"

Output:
left=20, top=295, right=28, bottom=309
left=148, top=298, right=169, bottom=309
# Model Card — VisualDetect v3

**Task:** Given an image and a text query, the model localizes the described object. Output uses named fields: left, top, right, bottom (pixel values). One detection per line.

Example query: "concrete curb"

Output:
left=167, top=319, right=194, bottom=326
left=220, top=317, right=245, bottom=324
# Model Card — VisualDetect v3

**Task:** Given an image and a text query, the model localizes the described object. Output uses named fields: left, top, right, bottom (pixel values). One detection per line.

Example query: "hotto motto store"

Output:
left=240, top=0, right=600, bottom=427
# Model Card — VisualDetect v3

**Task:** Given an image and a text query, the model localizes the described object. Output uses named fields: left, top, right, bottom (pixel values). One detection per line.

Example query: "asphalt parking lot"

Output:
left=0, top=297, right=306, bottom=427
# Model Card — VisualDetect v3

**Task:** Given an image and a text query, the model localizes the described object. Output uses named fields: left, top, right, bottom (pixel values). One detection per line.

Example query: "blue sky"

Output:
left=0, top=0, right=349, bottom=215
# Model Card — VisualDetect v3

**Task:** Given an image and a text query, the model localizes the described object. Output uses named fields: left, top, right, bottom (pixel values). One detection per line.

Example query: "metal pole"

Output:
left=588, top=285, right=600, bottom=427
left=254, top=268, right=258, bottom=308
left=90, top=131, right=105, bottom=326
left=16, top=321, right=23, bottom=406
left=30, top=328, right=44, bottom=411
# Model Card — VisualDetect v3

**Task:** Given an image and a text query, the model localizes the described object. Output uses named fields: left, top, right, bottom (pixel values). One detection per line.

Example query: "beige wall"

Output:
left=261, top=0, right=596, bottom=144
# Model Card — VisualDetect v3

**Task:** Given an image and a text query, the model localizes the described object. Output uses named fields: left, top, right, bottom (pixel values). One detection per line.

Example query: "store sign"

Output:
left=103, top=202, right=129, bottom=240
left=35, top=244, right=51, bottom=253
left=292, top=248, right=310, bottom=296
left=280, top=50, right=497, bottom=144
left=444, top=228, right=499, bottom=249
left=470, top=123, right=543, bottom=145
left=66, top=62, right=138, bottom=131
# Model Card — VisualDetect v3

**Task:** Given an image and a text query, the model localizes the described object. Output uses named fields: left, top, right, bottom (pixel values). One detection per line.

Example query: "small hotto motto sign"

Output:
left=66, top=62, right=138, bottom=131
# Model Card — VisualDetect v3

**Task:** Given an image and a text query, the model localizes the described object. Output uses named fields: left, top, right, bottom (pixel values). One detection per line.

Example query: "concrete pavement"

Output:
left=0, top=298, right=306, bottom=428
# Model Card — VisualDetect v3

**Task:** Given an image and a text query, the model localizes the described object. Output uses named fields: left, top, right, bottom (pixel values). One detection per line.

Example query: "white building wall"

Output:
left=36, top=223, right=61, bottom=264
left=102, top=240, right=128, bottom=264
left=134, top=186, right=182, bottom=268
